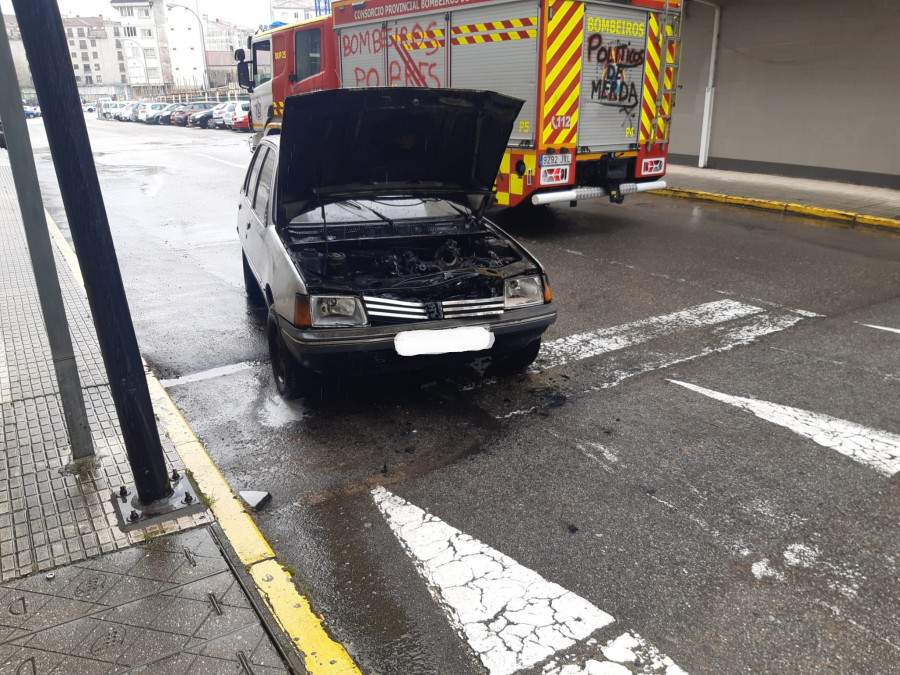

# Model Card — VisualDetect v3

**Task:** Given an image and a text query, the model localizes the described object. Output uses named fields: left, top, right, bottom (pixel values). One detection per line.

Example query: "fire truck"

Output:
left=235, top=0, right=681, bottom=207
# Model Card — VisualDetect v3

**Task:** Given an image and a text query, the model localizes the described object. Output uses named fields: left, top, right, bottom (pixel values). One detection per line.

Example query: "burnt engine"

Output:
left=293, top=235, right=522, bottom=294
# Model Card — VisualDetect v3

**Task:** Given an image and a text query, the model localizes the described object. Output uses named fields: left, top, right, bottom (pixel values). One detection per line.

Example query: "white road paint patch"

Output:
left=783, top=543, right=819, bottom=568
left=373, top=486, right=613, bottom=674
left=859, top=322, right=900, bottom=335
left=574, top=442, right=618, bottom=473
left=496, top=407, right=537, bottom=420
left=751, top=559, right=784, bottom=581
left=160, top=361, right=257, bottom=387
left=669, top=380, right=900, bottom=476
left=196, top=153, right=246, bottom=169
left=374, top=488, right=688, bottom=675
left=535, top=300, right=763, bottom=371
left=563, top=249, right=585, bottom=257
left=543, top=632, right=688, bottom=675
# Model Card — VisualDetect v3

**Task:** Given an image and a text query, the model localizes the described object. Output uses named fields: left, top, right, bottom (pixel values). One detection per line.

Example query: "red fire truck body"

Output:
left=238, top=0, right=681, bottom=207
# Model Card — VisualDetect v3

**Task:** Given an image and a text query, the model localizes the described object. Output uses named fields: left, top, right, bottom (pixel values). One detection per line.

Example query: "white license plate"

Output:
left=540, top=153, right=572, bottom=167
left=395, top=326, right=494, bottom=357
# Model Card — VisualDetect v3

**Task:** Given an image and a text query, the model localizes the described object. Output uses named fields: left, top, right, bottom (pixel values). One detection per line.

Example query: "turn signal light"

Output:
left=543, top=276, right=553, bottom=303
left=294, top=295, right=311, bottom=327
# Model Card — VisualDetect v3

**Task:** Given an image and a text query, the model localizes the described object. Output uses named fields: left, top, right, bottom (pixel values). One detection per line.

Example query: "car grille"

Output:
left=362, top=295, right=504, bottom=322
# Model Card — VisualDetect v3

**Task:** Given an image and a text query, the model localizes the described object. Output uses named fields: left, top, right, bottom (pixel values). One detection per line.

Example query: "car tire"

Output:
left=243, top=253, right=266, bottom=307
left=199, top=119, right=208, bottom=129
left=490, top=339, right=542, bottom=375
left=267, top=309, right=303, bottom=399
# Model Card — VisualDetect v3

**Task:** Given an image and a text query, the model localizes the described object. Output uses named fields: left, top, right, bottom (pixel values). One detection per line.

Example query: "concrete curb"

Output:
left=45, top=210, right=361, bottom=675
left=656, top=188, right=900, bottom=233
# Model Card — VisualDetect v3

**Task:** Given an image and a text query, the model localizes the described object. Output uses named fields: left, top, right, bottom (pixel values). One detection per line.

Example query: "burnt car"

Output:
left=239, top=88, right=556, bottom=397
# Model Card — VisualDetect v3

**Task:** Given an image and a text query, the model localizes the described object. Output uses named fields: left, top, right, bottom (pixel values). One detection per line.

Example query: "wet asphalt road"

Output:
left=24, top=115, right=900, bottom=674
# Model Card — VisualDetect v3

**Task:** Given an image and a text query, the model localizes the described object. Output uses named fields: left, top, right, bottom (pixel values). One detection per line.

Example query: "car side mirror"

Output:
left=237, top=61, right=253, bottom=93
left=234, top=48, right=245, bottom=62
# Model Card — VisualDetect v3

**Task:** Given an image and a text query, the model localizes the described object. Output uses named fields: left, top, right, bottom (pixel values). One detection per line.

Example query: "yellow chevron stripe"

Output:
left=547, top=4, right=584, bottom=60
left=544, top=58, right=581, bottom=116
left=476, top=23, right=487, bottom=32
left=545, top=30, right=583, bottom=92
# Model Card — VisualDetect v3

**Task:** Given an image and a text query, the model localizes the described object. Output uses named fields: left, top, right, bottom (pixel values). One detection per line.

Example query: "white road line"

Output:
left=858, top=322, right=900, bottom=335
left=535, top=300, right=763, bottom=371
left=196, top=153, right=246, bottom=169
left=669, top=380, right=900, bottom=476
left=160, top=361, right=257, bottom=388
left=373, top=487, right=687, bottom=675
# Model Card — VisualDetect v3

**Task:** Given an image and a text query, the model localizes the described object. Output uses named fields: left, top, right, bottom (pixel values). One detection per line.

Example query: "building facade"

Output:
left=671, top=0, right=898, bottom=188
left=270, top=0, right=319, bottom=25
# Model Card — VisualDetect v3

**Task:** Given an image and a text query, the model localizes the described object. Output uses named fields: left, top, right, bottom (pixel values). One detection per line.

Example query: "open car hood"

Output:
left=277, top=88, right=523, bottom=215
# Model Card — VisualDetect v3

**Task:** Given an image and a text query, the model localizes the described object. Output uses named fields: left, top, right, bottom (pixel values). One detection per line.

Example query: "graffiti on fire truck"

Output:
left=586, top=32, right=643, bottom=128
left=342, top=21, right=445, bottom=87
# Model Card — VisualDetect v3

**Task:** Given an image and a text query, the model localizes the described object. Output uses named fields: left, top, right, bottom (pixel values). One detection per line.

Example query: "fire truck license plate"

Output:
left=540, top=154, right=572, bottom=167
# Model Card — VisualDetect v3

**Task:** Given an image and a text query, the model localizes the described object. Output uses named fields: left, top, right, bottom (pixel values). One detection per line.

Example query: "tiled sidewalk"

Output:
left=0, top=157, right=291, bottom=673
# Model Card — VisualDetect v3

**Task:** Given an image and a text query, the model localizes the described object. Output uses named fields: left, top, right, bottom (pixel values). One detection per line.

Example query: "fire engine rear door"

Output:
left=449, top=1, right=539, bottom=146
left=578, top=3, right=650, bottom=152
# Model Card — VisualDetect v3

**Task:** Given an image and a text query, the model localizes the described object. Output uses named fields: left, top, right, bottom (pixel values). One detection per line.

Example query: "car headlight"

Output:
left=504, top=276, right=545, bottom=308
left=309, top=295, right=368, bottom=327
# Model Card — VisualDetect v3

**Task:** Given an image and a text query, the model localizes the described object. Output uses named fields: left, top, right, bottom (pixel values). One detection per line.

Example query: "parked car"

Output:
left=24, top=106, right=41, bottom=119
left=159, top=104, right=184, bottom=125
left=97, top=100, right=123, bottom=119
left=114, top=103, right=136, bottom=121
left=129, top=103, right=145, bottom=122
left=239, top=88, right=556, bottom=397
left=190, top=102, right=227, bottom=128
left=138, top=102, right=169, bottom=123
left=146, top=103, right=178, bottom=124
left=226, top=101, right=249, bottom=130
left=231, top=103, right=251, bottom=132
left=172, top=101, right=215, bottom=126
left=210, top=101, right=237, bottom=129
left=81, top=102, right=95, bottom=113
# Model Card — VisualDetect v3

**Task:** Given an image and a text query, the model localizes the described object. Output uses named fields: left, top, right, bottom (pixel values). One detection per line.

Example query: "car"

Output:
left=129, top=103, right=144, bottom=122
left=226, top=101, right=249, bottom=130
left=146, top=103, right=178, bottom=124
left=81, top=102, right=96, bottom=113
left=210, top=101, right=237, bottom=129
left=138, top=102, right=169, bottom=123
left=172, top=101, right=215, bottom=126
left=24, top=106, right=41, bottom=119
left=160, top=104, right=184, bottom=125
left=231, top=103, right=251, bottom=132
left=97, top=100, right=122, bottom=119
left=114, top=103, right=136, bottom=120
left=239, top=88, right=556, bottom=397
left=190, top=102, right=227, bottom=128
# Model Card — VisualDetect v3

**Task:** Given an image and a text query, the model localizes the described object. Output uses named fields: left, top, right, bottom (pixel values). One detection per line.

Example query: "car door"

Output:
left=239, top=145, right=271, bottom=282
left=246, top=147, right=277, bottom=285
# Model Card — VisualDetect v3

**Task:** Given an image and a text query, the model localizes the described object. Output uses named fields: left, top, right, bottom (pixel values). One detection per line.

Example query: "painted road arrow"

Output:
left=372, top=487, right=687, bottom=675
left=670, top=380, right=900, bottom=476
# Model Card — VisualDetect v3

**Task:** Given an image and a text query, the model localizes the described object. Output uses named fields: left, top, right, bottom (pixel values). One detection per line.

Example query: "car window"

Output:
left=253, top=150, right=277, bottom=223
left=253, top=38, right=272, bottom=87
left=244, top=146, right=267, bottom=197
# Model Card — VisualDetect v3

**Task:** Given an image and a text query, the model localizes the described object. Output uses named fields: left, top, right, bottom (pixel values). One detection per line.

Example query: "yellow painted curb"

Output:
left=656, top=188, right=900, bottom=232
left=251, top=560, right=361, bottom=674
left=44, top=209, right=360, bottom=674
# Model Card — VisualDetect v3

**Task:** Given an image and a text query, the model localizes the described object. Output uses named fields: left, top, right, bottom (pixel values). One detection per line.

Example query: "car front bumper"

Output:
left=277, top=303, right=556, bottom=374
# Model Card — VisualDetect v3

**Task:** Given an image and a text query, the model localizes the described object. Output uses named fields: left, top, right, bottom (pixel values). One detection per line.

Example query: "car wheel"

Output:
left=243, top=253, right=265, bottom=306
left=267, top=309, right=303, bottom=398
left=490, top=339, right=542, bottom=375
left=199, top=119, right=208, bottom=129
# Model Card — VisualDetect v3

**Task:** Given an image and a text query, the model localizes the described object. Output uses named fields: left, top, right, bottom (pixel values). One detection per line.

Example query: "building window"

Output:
left=75, top=76, right=81, bottom=82
left=85, top=76, right=93, bottom=84
left=73, top=63, right=79, bottom=70
left=114, top=27, right=120, bottom=37
left=144, top=48, right=157, bottom=59
left=119, top=7, right=134, bottom=17
left=90, top=39, right=96, bottom=47
left=69, top=40, right=74, bottom=46
left=119, top=63, right=126, bottom=72
left=115, top=39, right=122, bottom=48
left=96, top=75, right=102, bottom=83
left=82, top=52, right=89, bottom=61
left=124, top=26, right=137, bottom=37
left=79, top=40, right=87, bottom=49
left=147, top=67, right=160, bottom=78
left=139, top=8, right=150, bottom=17
left=121, top=75, right=128, bottom=83
left=92, top=52, right=99, bottom=59
left=117, top=51, right=124, bottom=61
left=77, top=27, right=85, bottom=37
left=141, top=28, right=152, bottom=38
left=71, top=51, right=77, bottom=58
left=66, top=28, right=73, bottom=37
left=84, top=64, right=91, bottom=72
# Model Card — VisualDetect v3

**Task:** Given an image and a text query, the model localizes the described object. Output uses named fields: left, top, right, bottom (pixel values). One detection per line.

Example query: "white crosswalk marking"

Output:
left=536, top=300, right=763, bottom=371
left=373, top=487, right=688, bottom=675
left=670, top=380, right=900, bottom=476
